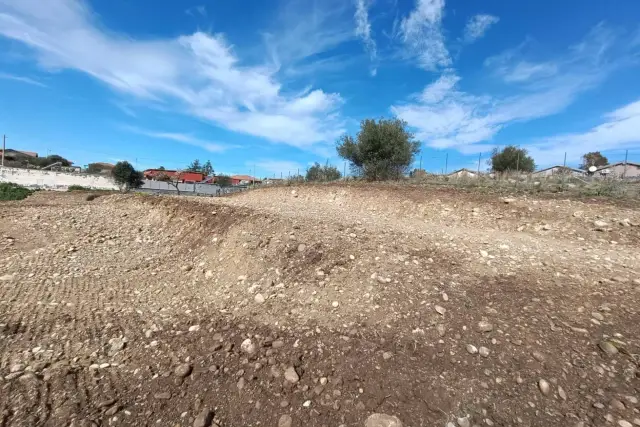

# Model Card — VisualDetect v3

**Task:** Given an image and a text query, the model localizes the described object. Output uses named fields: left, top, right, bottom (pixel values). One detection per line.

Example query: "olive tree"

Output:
left=336, top=118, right=420, bottom=180
left=111, top=161, right=144, bottom=192
left=490, top=146, right=535, bottom=173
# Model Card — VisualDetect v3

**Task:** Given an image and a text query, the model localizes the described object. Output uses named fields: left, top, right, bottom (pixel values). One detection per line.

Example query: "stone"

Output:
left=365, top=413, right=403, bottom=427
left=532, top=351, right=545, bottom=362
left=174, top=363, right=192, bottom=378
left=297, top=244, right=306, bottom=252
left=278, top=415, right=293, bottom=427
left=254, top=293, right=265, bottom=304
left=204, top=270, right=214, bottom=279
left=180, top=265, right=193, bottom=272
left=594, top=220, right=608, bottom=230
left=332, top=301, right=339, bottom=308
left=611, top=399, right=626, bottom=411
left=272, top=340, right=284, bottom=349
left=457, top=417, right=471, bottom=427
left=592, top=312, right=605, bottom=321
left=619, top=421, right=633, bottom=427
left=479, top=347, right=490, bottom=357
left=477, top=320, right=493, bottom=333
left=284, top=366, right=300, bottom=383
left=9, top=364, right=25, bottom=373
left=558, top=386, right=567, bottom=401
left=382, top=351, right=393, bottom=360
left=241, top=338, right=256, bottom=354
left=108, top=337, right=126, bottom=354
left=193, top=409, right=214, bottom=427
left=503, top=198, right=515, bottom=204
left=237, top=377, right=245, bottom=390
left=98, top=398, right=116, bottom=408
left=538, top=379, right=551, bottom=396
left=435, top=305, right=446, bottom=315
left=154, top=392, right=171, bottom=399
left=599, top=340, right=618, bottom=355
left=466, top=344, right=478, bottom=355
left=436, top=324, right=446, bottom=337
left=105, top=405, right=120, bottom=416
left=189, top=325, right=200, bottom=332
left=480, top=250, right=489, bottom=258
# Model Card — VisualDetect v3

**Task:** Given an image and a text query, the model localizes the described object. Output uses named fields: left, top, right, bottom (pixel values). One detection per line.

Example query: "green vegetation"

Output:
left=68, top=185, right=92, bottom=191
left=216, top=175, right=232, bottom=187
left=0, top=182, right=34, bottom=201
left=306, top=162, right=342, bottom=182
left=490, top=146, right=535, bottom=173
left=86, top=163, right=103, bottom=174
left=186, top=159, right=214, bottom=176
left=337, top=118, right=420, bottom=180
left=112, top=161, right=144, bottom=192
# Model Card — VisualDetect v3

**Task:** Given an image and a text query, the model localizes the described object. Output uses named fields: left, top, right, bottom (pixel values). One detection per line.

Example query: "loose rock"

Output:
left=538, top=379, right=551, bottom=396
left=278, top=414, right=293, bottom=427
left=241, top=338, right=257, bottom=355
left=193, top=408, right=214, bottom=427
left=174, top=363, right=192, bottom=378
left=284, top=366, right=300, bottom=383
left=365, top=413, right=403, bottom=427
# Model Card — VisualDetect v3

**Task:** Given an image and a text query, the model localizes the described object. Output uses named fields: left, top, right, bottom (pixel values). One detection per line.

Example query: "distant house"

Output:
left=143, top=169, right=206, bottom=183
left=595, top=162, right=640, bottom=178
left=532, top=166, right=585, bottom=178
left=0, top=149, right=38, bottom=161
left=447, top=168, right=478, bottom=178
left=230, top=175, right=261, bottom=185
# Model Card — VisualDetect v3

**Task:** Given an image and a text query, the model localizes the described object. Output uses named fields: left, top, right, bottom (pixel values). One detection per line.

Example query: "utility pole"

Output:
left=419, top=154, right=422, bottom=171
left=477, top=152, right=482, bottom=175
left=343, top=162, right=346, bottom=180
left=563, top=152, right=567, bottom=168
left=516, top=152, right=520, bottom=173
left=444, top=152, right=448, bottom=175
left=1, top=134, right=5, bottom=168
left=623, top=149, right=629, bottom=178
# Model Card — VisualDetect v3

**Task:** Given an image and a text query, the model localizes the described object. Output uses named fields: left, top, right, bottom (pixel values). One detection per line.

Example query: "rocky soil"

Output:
left=0, top=185, right=639, bottom=427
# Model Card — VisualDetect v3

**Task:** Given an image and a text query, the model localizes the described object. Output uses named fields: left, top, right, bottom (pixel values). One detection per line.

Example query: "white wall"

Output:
left=0, top=167, right=119, bottom=190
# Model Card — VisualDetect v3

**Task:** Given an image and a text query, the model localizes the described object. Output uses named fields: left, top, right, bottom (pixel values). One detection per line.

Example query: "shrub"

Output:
left=0, top=182, right=34, bottom=201
left=85, top=194, right=100, bottom=201
left=68, top=185, right=92, bottom=191
left=306, top=162, right=342, bottom=182
left=490, top=146, right=535, bottom=173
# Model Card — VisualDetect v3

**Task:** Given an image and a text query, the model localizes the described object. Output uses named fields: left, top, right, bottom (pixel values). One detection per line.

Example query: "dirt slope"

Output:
left=0, top=186, right=639, bottom=427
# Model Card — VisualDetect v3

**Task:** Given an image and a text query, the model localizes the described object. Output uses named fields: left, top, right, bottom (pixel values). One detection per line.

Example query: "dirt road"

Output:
left=1, top=185, right=639, bottom=427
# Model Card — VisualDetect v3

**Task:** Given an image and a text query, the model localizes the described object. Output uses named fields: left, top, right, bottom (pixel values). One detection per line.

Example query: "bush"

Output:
left=68, top=185, right=92, bottom=191
left=490, top=146, right=535, bottom=173
left=306, top=162, right=342, bottom=182
left=0, top=182, right=34, bottom=201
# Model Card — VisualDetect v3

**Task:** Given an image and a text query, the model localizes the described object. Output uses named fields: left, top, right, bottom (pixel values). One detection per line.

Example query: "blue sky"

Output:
left=1, top=0, right=640, bottom=176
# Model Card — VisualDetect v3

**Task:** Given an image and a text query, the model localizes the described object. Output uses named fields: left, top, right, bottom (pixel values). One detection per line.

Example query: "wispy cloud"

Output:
left=463, top=14, right=499, bottom=43
left=121, top=125, right=232, bottom=153
left=399, top=0, right=450, bottom=71
left=392, top=24, right=639, bottom=152
left=185, top=5, right=206, bottom=17
left=0, top=0, right=345, bottom=150
left=0, top=72, right=47, bottom=87
left=354, top=0, right=378, bottom=76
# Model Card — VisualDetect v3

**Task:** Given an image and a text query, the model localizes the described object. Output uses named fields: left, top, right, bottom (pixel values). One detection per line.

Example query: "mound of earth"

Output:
left=0, top=186, right=639, bottom=427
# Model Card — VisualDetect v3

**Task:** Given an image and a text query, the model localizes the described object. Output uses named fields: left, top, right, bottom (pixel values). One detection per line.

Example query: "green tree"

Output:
left=216, top=175, right=232, bottom=187
left=111, top=161, right=144, bottom=192
left=187, top=159, right=202, bottom=172
left=306, top=162, right=342, bottom=181
left=157, top=166, right=166, bottom=170
left=580, top=152, right=608, bottom=170
left=337, top=118, right=420, bottom=180
left=202, top=160, right=214, bottom=176
left=490, top=146, right=535, bottom=173
left=29, top=155, right=72, bottom=168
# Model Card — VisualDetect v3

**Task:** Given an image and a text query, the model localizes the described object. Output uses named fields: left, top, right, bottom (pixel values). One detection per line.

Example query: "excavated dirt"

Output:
left=1, top=185, right=639, bottom=427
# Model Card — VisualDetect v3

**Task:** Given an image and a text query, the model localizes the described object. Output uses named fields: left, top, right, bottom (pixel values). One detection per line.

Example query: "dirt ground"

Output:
left=1, top=185, right=639, bottom=427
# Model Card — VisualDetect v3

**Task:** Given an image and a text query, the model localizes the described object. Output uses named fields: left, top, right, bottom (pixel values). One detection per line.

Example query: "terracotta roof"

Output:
left=232, top=175, right=260, bottom=181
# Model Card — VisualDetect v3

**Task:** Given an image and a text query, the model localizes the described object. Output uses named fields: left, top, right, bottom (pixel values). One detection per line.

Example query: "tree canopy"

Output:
left=306, top=162, right=342, bottom=182
left=187, top=159, right=202, bottom=172
left=216, top=175, right=232, bottom=187
left=202, top=160, right=214, bottom=176
left=336, top=118, right=420, bottom=180
left=111, top=161, right=144, bottom=192
left=490, top=146, right=535, bottom=173
left=579, top=152, right=608, bottom=170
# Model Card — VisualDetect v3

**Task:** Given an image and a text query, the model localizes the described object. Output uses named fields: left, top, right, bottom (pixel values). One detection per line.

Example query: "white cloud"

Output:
left=527, top=99, right=640, bottom=166
left=0, top=71, right=47, bottom=87
left=399, top=0, right=450, bottom=71
left=392, top=24, right=637, bottom=152
left=121, top=125, right=232, bottom=153
left=0, top=0, right=345, bottom=149
left=463, top=14, right=499, bottom=42
left=354, top=0, right=377, bottom=75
